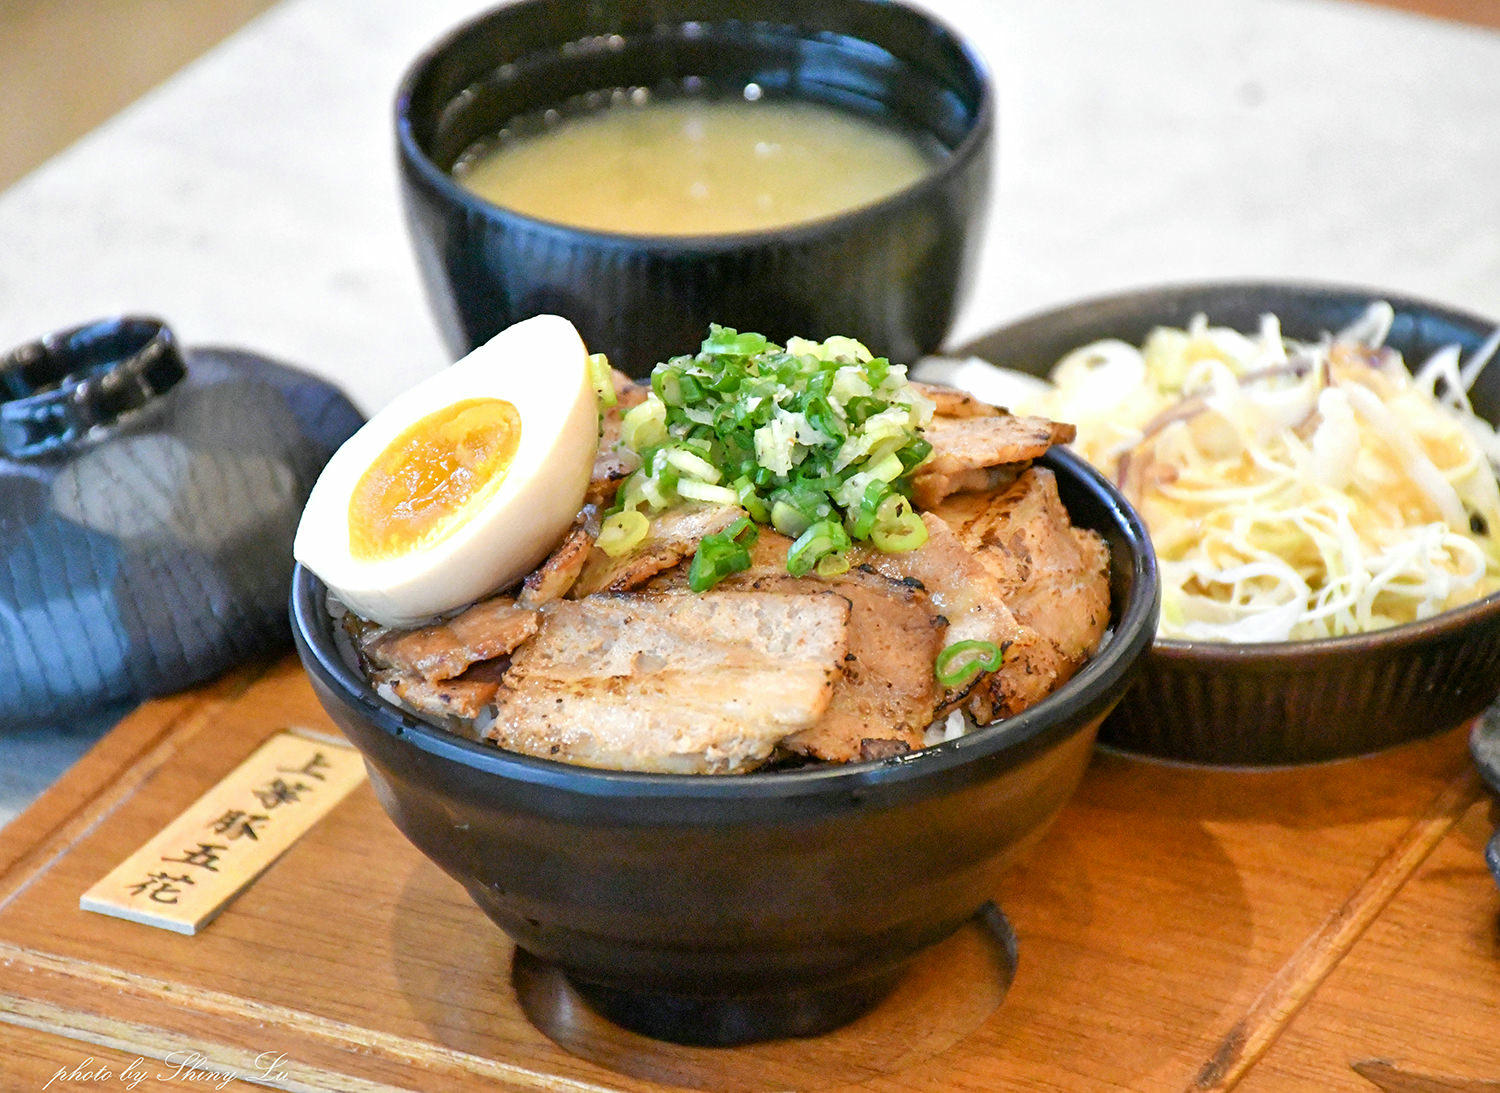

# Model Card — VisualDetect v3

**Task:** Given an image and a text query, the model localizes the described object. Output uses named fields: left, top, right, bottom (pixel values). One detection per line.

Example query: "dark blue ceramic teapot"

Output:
left=0, top=317, right=362, bottom=727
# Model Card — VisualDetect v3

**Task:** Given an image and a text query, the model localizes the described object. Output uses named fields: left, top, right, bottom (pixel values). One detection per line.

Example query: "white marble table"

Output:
left=1, top=0, right=1498, bottom=825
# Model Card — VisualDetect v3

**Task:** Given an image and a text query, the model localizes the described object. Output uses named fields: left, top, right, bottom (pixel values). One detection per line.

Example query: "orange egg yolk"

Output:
left=348, top=398, right=522, bottom=561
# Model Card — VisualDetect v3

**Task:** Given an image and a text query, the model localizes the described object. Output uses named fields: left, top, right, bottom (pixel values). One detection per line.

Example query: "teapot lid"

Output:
left=0, top=317, right=186, bottom=459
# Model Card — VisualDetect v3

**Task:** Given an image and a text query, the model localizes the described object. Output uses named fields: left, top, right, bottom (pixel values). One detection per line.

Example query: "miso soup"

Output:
left=453, top=94, right=939, bottom=236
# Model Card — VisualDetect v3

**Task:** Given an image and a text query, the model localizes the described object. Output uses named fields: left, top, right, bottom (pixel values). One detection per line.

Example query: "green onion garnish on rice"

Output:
left=595, top=509, right=649, bottom=557
left=934, top=640, right=1005, bottom=688
left=688, top=516, right=759, bottom=593
left=587, top=352, right=617, bottom=409
left=611, top=326, right=936, bottom=589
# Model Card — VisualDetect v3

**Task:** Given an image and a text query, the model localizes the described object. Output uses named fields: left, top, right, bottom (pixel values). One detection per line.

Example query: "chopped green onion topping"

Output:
left=846, top=480, right=889, bottom=539
left=871, top=512, right=928, bottom=552
left=870, top=496, right=928, bottom=553
left=935, top=640, right=1004, bottom=688
left=587, top=353, right=617, bottom=409
left=770, top=498, right=813, bottom=539
left=621, top=398, right=667, bottom=451
left=786, top=519, right=852, bottom=577
left=677, top=479, right=739, bottom=505
left=814, top=550, right=851, bottom=578
left=596, top=510, right=649, bottom=557
left=611, top=325, right=935, bottom=582
left=734, top=475, right=770, bottom=523
left=664, top=447, right=720, bottom=483
left=688, top=517, right=759, bottom=592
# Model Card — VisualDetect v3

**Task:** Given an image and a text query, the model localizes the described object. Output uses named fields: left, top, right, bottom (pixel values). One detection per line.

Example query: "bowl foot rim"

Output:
left=528, top=955, right=907, bottom=1047
left=514, top=901, right=1022, bottom=1047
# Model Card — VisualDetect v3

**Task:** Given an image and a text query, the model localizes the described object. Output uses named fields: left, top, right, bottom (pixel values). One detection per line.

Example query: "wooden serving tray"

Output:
left=1, top=655, right=1497, bottom=1091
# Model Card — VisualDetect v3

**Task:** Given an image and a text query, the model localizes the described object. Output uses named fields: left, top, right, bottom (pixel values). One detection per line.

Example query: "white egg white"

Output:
left=294, top=314, right=598, bottom=627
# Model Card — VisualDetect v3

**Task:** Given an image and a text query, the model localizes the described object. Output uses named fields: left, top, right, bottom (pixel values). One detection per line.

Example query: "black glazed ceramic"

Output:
left=1471, top=710, right=1500, bottom=888
left=0, top=317, right=362, bottom=728
left=291, top=447, right=1158, bottom=1046
left=395, top=0, right=993, bottom=377
left=957, top=280, right=1500, bottom=766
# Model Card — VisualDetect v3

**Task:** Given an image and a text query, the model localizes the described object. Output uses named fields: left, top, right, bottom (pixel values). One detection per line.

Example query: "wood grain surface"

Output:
left=0, top=1024, right=266, bottom=1092
left=1347, top=0, right=1500, bottom=29
left=0, top=655, right=1496, bottom=1091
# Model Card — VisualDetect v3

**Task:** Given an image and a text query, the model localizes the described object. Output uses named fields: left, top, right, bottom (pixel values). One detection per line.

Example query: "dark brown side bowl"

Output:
left=957, top=280, right=1500, bottom=766
left=395, top=0, right=993, bottom=377
left=290, top=447, right=1157, bottom=1045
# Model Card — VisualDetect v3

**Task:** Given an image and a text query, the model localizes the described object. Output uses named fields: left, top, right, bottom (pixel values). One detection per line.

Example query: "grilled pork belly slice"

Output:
left=487, top=590, right=850, bottom=774
left=911, top=413, right=1076, bottom=509
left=910, top=380, right=1002, bottom=419
left=358, top=595, right=539, bottom=682
left=518, top=509, right=597, bottom=608
left=779, top=572, right=944, bottom=762
left=861, top=514, right=1069, bottom=724
left=569, top=503, right=745, bottom=598
left=685, top=542, right=945, bottom=762
left=650, top=532, right=946, bottom=762
left=651, top=513, right=1079, bottom=744
left=371, top=660, right=508, bottom=724
left=937, top=467, right=1111, bottom=666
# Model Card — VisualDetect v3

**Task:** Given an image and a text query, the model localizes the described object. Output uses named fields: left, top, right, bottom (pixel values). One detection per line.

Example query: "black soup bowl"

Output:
left=395, top=0, right=993, bottom=377
left=290, top=448, right=1158, bottom=1046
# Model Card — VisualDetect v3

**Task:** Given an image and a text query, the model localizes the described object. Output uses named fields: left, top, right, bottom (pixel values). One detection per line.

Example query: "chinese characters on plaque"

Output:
left=81, top=729, right=365, bottom=934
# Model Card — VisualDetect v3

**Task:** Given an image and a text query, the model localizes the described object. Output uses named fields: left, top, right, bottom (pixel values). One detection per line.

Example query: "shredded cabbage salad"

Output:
left=1025, top=304, right=1500, bottom=642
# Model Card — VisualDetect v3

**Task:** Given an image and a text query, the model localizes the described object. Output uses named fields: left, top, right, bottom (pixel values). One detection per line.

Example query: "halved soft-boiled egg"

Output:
left=294, top=314, right=598, bottom=628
